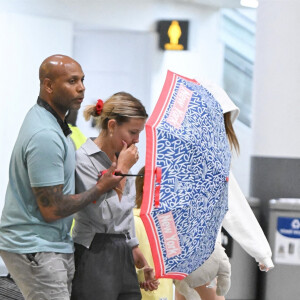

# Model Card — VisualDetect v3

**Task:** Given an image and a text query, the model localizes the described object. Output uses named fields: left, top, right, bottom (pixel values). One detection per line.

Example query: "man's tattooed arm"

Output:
left=32, top=184, right=103, bottom=222
left=32, top=163, right=122, bottom=222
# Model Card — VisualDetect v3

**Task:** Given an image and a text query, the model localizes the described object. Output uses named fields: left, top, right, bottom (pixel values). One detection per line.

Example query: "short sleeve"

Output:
left=26, top=130, right=65, bottom=187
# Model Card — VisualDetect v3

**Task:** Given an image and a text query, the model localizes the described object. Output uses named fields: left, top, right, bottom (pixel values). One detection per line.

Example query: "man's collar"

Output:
left=37, top=97, right=72, bottom=137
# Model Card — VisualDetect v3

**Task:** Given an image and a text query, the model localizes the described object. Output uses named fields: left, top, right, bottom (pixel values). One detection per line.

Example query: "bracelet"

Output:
left=115, top=187, right=123, bottom=195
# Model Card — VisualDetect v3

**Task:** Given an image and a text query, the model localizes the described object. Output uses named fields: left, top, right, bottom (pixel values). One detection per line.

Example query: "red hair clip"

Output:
left=95, top=99, right=104, bottom=115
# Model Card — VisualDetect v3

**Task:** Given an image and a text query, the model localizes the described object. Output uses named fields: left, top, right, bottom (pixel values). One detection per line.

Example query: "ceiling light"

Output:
left=240, top=0, right=259, bottom=8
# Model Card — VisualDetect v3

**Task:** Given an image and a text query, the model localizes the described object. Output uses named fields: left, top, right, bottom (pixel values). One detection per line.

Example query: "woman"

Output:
left=174, top=81, right=274, bottom=300
left=71, top=92, right=158, bottom=300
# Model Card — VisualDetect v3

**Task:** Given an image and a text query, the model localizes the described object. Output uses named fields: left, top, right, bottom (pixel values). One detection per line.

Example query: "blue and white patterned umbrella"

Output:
left=141, top=71, right=231, bottom=279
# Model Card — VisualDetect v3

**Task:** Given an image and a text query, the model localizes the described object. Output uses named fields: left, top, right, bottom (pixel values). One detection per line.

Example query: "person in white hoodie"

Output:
left=174, top=81, right=274, bottom=300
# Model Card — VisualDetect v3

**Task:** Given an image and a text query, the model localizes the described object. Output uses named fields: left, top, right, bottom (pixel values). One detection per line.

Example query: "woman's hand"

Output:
left=258, top=263, right=270, bottom=272
left=117, top=141, right=139, bottom=173
left=139, top=266, right=160, bottom=291
left=133, top=246, right=159, bottom=291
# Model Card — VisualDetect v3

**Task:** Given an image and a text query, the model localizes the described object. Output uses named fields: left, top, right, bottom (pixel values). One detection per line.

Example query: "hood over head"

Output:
left=195, top=77, right=240, bottom=123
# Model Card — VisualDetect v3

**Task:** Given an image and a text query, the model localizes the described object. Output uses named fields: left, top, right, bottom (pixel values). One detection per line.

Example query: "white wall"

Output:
left=73, top=30, right=156, bottom=174
left=150, top=5, right=224, bottom=108
left=71, top=1, right=224, bottom=111
left=252, top=0, right=300, bottom=159
left=231, top=120, right=252, bottom=196
left=0, top=12, right=73, bottom=213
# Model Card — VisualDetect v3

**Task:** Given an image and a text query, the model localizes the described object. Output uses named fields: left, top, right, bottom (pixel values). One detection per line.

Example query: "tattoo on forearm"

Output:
left=33, top=185, right=62, bottom=208
left=32, top=185, right=100, bottom=220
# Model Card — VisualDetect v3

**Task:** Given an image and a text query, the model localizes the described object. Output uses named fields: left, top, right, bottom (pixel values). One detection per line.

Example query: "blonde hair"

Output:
left=84, top=92, right=148, bottom=130
left=224, top=112, right=239, bottom=154
left=135, top=166, right=145, bottom=209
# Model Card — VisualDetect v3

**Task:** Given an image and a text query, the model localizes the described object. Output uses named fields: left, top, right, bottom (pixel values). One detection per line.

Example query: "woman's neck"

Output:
left=94, top=133, right=116, bottom=162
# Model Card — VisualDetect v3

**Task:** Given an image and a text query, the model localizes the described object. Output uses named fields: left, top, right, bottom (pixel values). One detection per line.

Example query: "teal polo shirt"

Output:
left=0, top=101, right=75, bottom=254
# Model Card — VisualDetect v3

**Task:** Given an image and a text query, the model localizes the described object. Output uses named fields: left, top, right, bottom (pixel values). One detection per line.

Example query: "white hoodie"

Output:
left=201, top=79, right=274, bottom=269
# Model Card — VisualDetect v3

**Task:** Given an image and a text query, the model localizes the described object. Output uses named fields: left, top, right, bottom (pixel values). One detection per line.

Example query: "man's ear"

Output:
left=43, top=78, right=53, bottom=94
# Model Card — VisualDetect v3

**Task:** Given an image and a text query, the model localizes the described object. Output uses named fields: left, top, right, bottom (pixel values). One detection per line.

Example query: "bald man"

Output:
left=0, top=55, right=122, bottom=300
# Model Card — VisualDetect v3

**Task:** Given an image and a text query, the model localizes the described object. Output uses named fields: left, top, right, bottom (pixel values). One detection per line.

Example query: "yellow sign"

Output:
left=157, top=20, right=188, bottom=51
left=165, top=21, right=184, bottom=50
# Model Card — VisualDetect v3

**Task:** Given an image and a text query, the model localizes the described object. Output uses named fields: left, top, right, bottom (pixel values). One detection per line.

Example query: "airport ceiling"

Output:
left=0, top=0, right=243, bottom=15
left=173, top=0, right=242, bottom=7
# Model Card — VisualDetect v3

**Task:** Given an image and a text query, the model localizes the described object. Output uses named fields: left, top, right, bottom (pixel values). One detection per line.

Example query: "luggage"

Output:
left=0, top=275, right=24, bottom=300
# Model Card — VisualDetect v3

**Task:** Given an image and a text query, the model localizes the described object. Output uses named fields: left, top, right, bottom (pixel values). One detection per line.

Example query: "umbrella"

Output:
left=140, top=70, right=231, bottom=279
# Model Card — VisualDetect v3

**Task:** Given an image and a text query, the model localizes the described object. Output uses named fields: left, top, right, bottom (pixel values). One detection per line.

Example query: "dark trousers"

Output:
left=71, top=233, right=141, bottom=300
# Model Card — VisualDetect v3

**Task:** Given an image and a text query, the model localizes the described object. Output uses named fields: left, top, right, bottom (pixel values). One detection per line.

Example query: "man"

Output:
left=0, top=55, right=122, bottom=299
